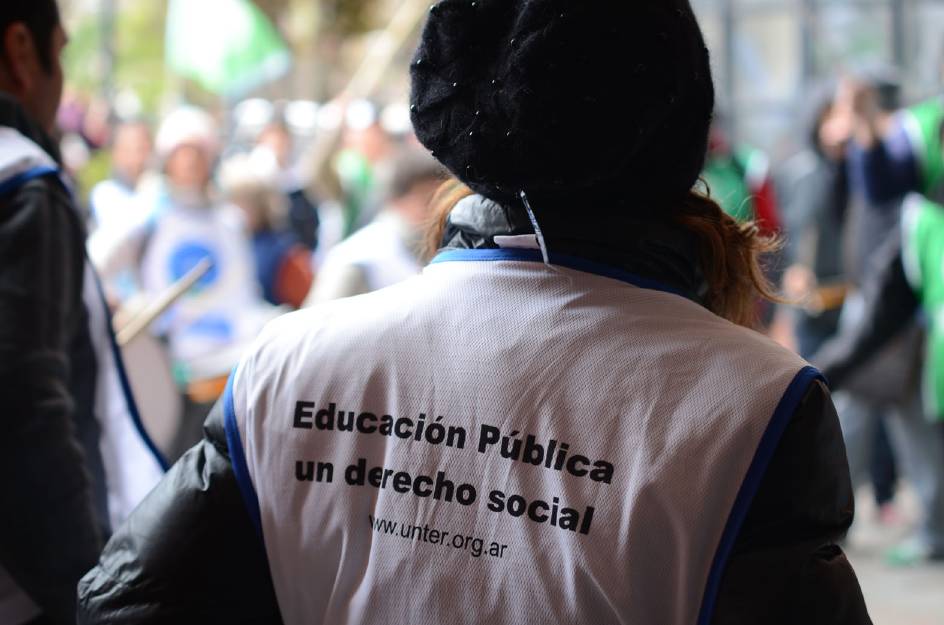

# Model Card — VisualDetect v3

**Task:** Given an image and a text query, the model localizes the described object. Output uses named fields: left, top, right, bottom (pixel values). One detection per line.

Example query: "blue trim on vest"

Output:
left=0, top=165, right=59, bottom=196
left=430, top=248, right=685, bottom=297
left=89, top=267, right=170, bottom=471
left=223, top=368, right=264, bottom=537
left=696, top=365, right=825, bottom=625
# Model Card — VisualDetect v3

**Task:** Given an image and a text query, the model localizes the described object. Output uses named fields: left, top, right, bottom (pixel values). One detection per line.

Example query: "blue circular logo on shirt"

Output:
left=168, top=242, right=220, bottom=290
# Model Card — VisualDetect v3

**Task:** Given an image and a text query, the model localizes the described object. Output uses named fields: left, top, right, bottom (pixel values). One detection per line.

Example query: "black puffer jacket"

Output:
left=78, top=199, right=871, bottom=624
left=815, top=231, right=919, bottom=390
left=0, top=95, right=106, bottom=624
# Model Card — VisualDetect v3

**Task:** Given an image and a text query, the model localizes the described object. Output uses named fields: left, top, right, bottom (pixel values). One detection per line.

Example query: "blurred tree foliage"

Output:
left=59, top=0, right=400, bottom=197
left=317, top=0, right=377, bottom=35
left=63, top=0, right=169, bottom=115
left=62, top=0, right=386, bottom=112
left=258, top=0, right=377, bottom=35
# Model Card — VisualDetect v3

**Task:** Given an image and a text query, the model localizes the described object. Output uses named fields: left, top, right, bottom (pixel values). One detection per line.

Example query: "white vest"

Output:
left=310, top=211, right=422, bottom=303
left=139, top=197, right=277, bottom=374
left=226, top=248, right=817, bottom=625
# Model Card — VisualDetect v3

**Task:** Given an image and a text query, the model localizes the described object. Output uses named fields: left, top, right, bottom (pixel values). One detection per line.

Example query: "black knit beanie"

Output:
left=410, top=0, right=714, bottom=211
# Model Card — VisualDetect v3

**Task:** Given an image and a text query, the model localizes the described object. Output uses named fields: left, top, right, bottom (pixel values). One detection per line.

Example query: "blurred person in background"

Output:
left=79, top=2, right=869, bottom=623
left=254, top=116, right=320, bottom=252
left=220, top=154, right=313, bottom=309
left=336, top=99, right=394, bottom=237
left=0, top=2, right=164, bottom=624
left=837, top=72, right=914, bottom=288
left=306, top=146, right=443, bottom=304
left=813, top=73, right=944, bottom=565
left=91, top=106, right=278, bottom=459
left=89, top=120, right=154, bottom=232
left=779, top=78, right=903, bottom=523
left=816, top=195, right=944, bottom=565
left=845, top=74, right=944, bottom=206
left=54, top=92, right=108, bottom=180
left=86, top=120, right=156, bottom=302
left=778, top=81, right=850, bottom=359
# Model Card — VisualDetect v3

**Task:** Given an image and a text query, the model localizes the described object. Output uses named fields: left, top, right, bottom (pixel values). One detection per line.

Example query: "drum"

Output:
left=121, top=333, right=184, bottom=458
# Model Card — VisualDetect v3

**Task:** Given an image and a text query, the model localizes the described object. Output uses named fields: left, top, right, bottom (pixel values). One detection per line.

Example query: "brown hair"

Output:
left=423, top=178, right=778, bottom=328
left=423, top=178, right=475, bottom=260
left=676, top=189, right=780, bottom=327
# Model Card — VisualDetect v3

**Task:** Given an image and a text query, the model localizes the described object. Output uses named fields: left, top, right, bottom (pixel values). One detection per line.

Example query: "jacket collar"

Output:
left=439, top=194, right=707, bottom=303
left=0, top=127, right=59, bottom=187
left=0, top=92, right=62, bottom=165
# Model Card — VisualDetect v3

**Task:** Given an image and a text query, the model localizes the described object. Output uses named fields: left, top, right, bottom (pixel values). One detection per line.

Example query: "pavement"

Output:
left=846, top=488, right=944, bottom=624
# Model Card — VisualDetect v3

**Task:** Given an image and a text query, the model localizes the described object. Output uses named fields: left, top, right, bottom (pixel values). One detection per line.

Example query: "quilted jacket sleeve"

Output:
left=712, top=380, right=871, bottom=625
left=76, top=399, right=283, bottom=624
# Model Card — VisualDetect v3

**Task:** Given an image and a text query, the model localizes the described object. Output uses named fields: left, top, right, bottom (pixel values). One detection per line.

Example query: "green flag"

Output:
left=165, top=0, right=291, bottom=97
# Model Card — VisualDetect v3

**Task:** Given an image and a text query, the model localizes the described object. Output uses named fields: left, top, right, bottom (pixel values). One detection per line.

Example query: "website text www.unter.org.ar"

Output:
left=367, top=515, right=510, bottom=560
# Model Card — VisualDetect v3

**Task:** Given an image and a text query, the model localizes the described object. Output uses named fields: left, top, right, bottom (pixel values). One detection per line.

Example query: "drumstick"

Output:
left=116, top=258, right=214, bottom=347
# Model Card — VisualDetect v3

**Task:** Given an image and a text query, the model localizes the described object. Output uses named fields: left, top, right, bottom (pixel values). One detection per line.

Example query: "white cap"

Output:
left=219, top=151, right=278, bottom=193
left=155, top=106, right=220, bottom=162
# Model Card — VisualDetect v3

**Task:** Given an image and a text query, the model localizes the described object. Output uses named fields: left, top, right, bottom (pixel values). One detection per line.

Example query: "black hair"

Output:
left=0, top=0, right=61, bottom=74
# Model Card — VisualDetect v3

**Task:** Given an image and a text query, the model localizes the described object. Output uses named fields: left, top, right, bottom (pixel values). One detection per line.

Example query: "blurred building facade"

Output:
left=693, top=0, right=944, bottom=157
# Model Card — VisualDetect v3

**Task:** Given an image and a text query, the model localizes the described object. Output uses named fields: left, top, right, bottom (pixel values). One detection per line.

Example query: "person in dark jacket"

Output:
left=778, top=79, right=904, bottom=518
left=0, top=3, right=104, bottom=624
left=815, top=198, right=944, bottom=563
left=778, top=82, right=849, bottom=359
left=819, top=73, right=944, bottom=565
left=78, top=2, right=869, bottom=624
left=1, top=3, right=165, bottom=623
left=842, top=77, right=943, bottom=206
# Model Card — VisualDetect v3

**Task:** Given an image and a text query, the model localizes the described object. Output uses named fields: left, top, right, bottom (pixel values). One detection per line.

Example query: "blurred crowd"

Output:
left=60, top=95, right=444, bottom=460
left=60, top=70, right=944, bottom=568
